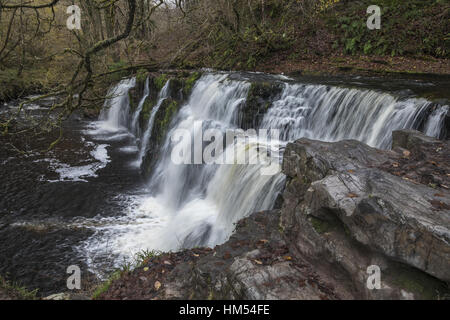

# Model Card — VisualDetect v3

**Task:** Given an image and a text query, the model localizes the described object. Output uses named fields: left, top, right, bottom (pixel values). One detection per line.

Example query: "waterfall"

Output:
left=98, top=77, right=136, bottom=132
left=130, top=76, right=150, bottom=136
left=424, top=105, right=449, bottom=138
left=260, top=83, right=442, bottom=149
left=136, top=80, right=172, bottom=165
left=84, top=72, right=448, bottom=268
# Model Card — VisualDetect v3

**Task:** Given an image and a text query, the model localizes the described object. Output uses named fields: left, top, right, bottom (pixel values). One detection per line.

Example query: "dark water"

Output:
left=0, top=103, right=144, bottom=296
left=0, top=73, right=448, bottom=297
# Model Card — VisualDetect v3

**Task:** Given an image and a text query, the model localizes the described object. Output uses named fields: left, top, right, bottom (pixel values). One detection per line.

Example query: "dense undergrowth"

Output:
left=184, top=0, right=449, bottom=70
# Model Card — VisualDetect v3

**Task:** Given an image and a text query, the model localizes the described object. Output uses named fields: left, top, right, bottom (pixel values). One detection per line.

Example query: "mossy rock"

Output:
left=141, top=98, right=180, bottom=179
left=384, top=262, right=450, bottom=300
left=154, top=74, right=169, bottom=91
left=182, top=72, right=202, bottom=97
left=138, top=95, right=158, bottom=132
left=309, top=216, right=333, bottom=234
left=240, top=81, right=283, bottom=129
left=136, top=68, right=149, bottom=83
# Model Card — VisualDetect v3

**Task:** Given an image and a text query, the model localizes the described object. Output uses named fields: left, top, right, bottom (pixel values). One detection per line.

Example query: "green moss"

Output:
left=140, top=97, right=155, bottom=124
left=309, top=216, right=332, bottom=234
left=160, top=100, right=179, bottom=137
left=0, top=275, right=38, bottom=300
left=92, top=270, right=122, bottom=300
left=0, top=68, right=43, bottom=103
left=183, top=72, right=201, bottom=96
left=128, top=91, right=136, bottom=112
left=134, top=249, right=162, bottom=268
left=387, top=264, right=450, bottom=300
left=155, top=74, right=169, bottom=91
left=136, top=68, right=148, bottom=83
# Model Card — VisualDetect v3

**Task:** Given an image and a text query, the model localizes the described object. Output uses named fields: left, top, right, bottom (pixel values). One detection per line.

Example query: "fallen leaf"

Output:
left=254, top=259, right=263, bottom=265
left=403, top=150, right=411, bottom=158
left=259, top=239, right=269, bottom=244
left=143, top=267, right=149, bottom=272
left=347, top=169, right=355, bottom=173
left=163, top=260, right=172, bottom=265
left=284, top=256, right=292, bottom=261
left=154, top=281, right=161, bottom=291
left=392, top=162, right=399, bottom=168
left=347, top=193, right=358, bottom=198
left=192, top=253, right=200, bottom=257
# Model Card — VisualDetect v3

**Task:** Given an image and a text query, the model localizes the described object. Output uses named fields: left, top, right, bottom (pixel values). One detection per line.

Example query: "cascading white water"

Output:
left=136, top=80, right=172, bottom=165
left=98, top=77, right=136, bottom=132
left=424, top=105, right=449, bottom=138
left=261, top=83, right=442, bottom=149
left=82, top=72, right=448, bottom=271
left=130, top=76, right=150, bottom=136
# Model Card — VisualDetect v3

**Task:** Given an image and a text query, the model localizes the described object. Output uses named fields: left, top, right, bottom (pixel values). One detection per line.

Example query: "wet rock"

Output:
left=141, top=98, right=180, bottom=179
left=99, top=210, right=338, bottom=300
left=43, top=293, right=70, bottom=300
left=281, top=130, right=450, bottom=299
left=238, top=81, right=283, bottom=130
left=101, top=130, right=449, bottom=300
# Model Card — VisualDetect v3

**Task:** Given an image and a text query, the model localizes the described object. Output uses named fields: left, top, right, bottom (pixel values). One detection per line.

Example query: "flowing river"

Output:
left=0, top=71, right=448, bottom=295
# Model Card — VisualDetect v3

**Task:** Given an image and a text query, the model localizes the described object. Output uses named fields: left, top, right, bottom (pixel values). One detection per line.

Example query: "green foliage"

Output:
left=325, top=0, right=449, bottom=58
left=107, top=60, right=131, bottom=82
left=0, top=275, right=38, bottom=300
left=183, top=72, right=201, bottom=96
left=155, top=74, right=169, bottom=91
left=92, top=270, right=122, bottom=300
left=140, top=97, right=152, bottom=122
left=161, top=100, right=178, bottom=133
left=91, top=249, right=162, bottom=300
left=134, top=249, right=162, bottom=267
left=136, top=68, right=148, bottom=83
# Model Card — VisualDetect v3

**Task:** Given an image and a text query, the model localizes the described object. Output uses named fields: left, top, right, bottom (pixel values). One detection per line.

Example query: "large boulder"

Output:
left=99, top=210, right=340, bottom=300
left=281, top=131, right=450, bottom=299
left=99, top=130, right=450, bottom=300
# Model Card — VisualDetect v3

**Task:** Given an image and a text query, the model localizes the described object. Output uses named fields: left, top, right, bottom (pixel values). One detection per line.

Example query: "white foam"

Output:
left=41, top=144, right=110, bottom=183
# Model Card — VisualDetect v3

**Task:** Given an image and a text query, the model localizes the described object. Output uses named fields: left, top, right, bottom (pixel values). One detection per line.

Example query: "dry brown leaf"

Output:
left=347, top=193, right=358, bottom=198
left=154, top=281, right=161, bottom=291
left=254, top=260, right=263, bottom=265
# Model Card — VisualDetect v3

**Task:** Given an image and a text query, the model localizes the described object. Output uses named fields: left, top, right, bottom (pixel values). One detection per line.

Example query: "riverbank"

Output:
left=256, top=55, right=450, bottom=77
left=1, top=70, right=449, bottom=300
left=2, top=54, right=449, bottom=105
